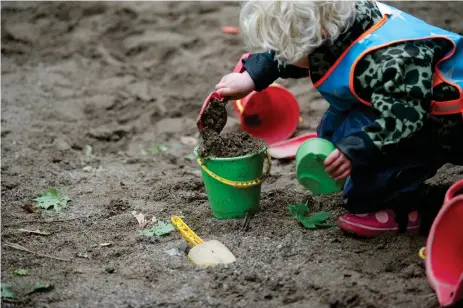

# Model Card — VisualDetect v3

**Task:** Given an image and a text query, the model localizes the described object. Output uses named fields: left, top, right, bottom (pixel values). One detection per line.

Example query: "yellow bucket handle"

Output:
left=197, top=151, right=271, bottom=188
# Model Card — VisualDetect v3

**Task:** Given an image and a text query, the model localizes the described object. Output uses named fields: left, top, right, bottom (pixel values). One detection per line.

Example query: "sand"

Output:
left=2, top=1, right=463, bottom=307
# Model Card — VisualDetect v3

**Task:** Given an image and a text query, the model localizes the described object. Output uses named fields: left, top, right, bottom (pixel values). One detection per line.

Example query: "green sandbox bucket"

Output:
left=195, top=146, right=271, bottom=219
left=295, top=138, right=346, bottom=195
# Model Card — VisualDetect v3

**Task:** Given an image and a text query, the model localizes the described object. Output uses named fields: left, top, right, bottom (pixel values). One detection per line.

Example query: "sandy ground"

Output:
left=2, top=2, right=463, bottom=308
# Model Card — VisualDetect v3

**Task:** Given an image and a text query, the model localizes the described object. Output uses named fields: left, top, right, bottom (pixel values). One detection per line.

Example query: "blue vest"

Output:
left=315, top=2, right=463, bottom=116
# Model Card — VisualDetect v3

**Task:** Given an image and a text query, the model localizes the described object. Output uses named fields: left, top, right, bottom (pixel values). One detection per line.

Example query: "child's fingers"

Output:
left=331, top=162, right=350, bottom=178
left=216, top=87, right=236, bottom=97
left=215, top=82, right=227, bottom=90
left=335, top=169, right=351, bottom=180
left=325, top=153, right=344, bottom=173
left=215, top=88, right=227, bottom=96
left=324, top=149, right=340, bottom=166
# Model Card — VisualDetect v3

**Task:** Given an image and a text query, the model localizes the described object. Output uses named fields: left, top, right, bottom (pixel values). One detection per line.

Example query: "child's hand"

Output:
left=324, top=149, right=352, bottom=180
left=215, top=71, right=255, bottom=100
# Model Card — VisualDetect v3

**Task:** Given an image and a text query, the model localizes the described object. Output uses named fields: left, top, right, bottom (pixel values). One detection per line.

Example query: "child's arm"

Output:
left=242, top=51, right=309, bottom=91
left=215, top=51, right=309, bottom=99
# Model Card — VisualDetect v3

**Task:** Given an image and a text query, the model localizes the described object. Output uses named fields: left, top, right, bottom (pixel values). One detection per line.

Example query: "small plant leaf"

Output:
left=300, top=221, right=317, bottom=229
left=138, top=220, right=175, bottom=237
left=156, top=144, right=168, bottom=152
left=33, top=188, right=71, bottom=212
left=288, top=203, right=309, bottom=219
left=305, top=211, right=330, bottom=224
left=1, top=284, right=15, bottom=299
left=13, top=269, right=27, bottom=276
left=288, top=204, right=335, bottom=230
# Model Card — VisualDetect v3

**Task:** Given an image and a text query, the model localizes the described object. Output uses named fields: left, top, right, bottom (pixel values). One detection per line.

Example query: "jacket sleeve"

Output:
left=242, top=51, right=309, bottom=91
left=335, top=43, right=433, bottom=166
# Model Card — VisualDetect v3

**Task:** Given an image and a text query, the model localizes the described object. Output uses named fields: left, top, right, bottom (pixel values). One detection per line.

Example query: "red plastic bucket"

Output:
left=425, top=194, right=463, bottom=307
left=444, top=178, right=463, bottom=204
left=233, top=84, right=300, bottom=145
left=231, top=54, right=300, bottom=145
left=423, top=179, right=463, bottom=307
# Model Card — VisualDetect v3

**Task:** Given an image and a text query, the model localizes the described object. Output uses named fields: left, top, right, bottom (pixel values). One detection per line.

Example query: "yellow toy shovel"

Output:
left=171, top=216, right=236, bottom=267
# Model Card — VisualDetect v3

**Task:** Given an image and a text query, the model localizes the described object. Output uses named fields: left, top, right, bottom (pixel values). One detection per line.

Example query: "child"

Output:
left=215, top=0, right=463, bottom=237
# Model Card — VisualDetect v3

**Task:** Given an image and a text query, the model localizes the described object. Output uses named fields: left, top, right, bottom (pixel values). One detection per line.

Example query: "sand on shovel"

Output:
left=197, top=98, right=266, bottom=158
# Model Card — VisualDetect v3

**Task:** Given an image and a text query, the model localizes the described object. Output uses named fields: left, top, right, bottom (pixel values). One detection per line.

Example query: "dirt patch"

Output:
left=197, top=98, right=266, bottom=158
left=198, top=131, right=266, bottom=158
left=2, top=1, right=463, bottom=308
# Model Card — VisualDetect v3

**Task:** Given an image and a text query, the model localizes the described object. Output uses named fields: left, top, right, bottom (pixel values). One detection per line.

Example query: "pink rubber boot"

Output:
left=337, top=210, right=420, bottom=237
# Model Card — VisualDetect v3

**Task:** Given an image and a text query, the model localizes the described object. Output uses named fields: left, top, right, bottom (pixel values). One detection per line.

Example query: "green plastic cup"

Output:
left=295, top=138, right=346, bottom=195
left=195, top=146, right=270, bottom=219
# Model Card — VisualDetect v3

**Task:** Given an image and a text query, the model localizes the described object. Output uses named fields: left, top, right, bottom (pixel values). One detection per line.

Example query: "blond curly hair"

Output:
left=240, top=0, right=357, bottom=64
